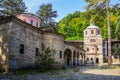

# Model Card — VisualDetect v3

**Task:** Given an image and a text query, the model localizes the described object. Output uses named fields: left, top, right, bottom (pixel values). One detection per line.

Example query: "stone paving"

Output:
left=0, top=66, right=120, bottom=80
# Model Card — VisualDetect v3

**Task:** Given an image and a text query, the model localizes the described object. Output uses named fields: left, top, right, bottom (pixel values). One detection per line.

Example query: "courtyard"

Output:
left=0, top=64, right=120, bottom=80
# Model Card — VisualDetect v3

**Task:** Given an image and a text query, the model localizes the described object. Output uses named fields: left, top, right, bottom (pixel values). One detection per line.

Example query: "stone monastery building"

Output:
left=0, top=14, right=85, bottom=70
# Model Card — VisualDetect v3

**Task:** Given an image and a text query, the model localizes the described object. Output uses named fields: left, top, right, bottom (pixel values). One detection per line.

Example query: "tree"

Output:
left=37, top=44, right=57, bottom=71
left=115, top=3, right=120, bottom=39
left=115, top=16, right=120, bottom=39
left=36, top=3, right=57, bottom=27
left=0, top=0, right=27, bottom=16
left=84, top=0, right=112, bottom=65
left=114, top=46, right=120, bottom=62
left=106, top=0, right=112, bottom=65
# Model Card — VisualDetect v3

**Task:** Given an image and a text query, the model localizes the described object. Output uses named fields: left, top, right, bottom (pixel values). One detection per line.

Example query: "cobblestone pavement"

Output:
left=0, top=66, right=120, bottom=80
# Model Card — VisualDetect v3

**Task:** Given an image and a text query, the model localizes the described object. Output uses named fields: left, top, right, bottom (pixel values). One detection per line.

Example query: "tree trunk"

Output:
left=106, top=0, right=112, bottom=65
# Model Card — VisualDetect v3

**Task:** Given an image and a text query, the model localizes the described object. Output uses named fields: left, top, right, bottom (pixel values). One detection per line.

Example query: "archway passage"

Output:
left=96, top=57, right=99, bottom=63
left=64, top=49, right=72, bottom=66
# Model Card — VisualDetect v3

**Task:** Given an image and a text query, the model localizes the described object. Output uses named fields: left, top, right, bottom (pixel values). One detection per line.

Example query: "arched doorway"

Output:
left=64, top=49, right=72, bottom=66
left=96, top=57, right=99, bottom=63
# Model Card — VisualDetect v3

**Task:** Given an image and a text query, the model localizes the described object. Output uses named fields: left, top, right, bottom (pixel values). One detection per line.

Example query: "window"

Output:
left=35, top=48, right=39, bottom=56
left=87, top=48, right=89, bottom=51
left=91, top=58, right=93, bottom=61
left=23, top=19, right=26, bottom=22
left=98, top=30, right=100, bottom=35
left=97, top=48, right=99, bottom=51
left=85, top=31, right=87, bottom=35
left=87, top=58, right=89, bottom=61
left=91, top=30, right=94, bottom=34
left=30, top=20, right=33, bottom=25
left=92, top=48, right=94, bottom=51
left=90, top=39, right=92, bottom=42
left=60, top=51, right=62, bottom=58
left=93, top=39, right=96, bottom=42
left=36, top=22, right=38, bottom=27
left=90, top=39, right=96, bottom=42
left=20, top=44, right=24, bottom=54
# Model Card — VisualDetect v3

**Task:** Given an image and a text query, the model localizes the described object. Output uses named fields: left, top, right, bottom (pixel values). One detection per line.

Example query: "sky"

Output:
left=24, top=0, right=120, bottom=22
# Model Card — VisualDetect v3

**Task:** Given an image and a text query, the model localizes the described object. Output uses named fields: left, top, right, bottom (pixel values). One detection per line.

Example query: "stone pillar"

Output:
left=71, top=50, right=73, bottom=66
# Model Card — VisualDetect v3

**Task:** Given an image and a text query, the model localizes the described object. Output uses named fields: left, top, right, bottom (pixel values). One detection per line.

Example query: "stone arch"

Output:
left=64, top=48, right=72, bottom=66
left=96, top=57, right=99, bottom=63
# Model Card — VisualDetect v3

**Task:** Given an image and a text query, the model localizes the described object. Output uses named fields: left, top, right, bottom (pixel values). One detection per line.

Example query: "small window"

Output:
left=23, top=19, right=26, bottom=22
left=98, top=30, right=100, bottom=35
left=97, top=48, right=99, bottom=51
left=93, top=39, right=96, bottom=42
left=92, top=48, right=94, bottom=51
left=87, top=48, right=89, bottom=51
left=30, top=20, right=33, bottom=25
left=91, top=30, right=94, bottom=34
left=60, top=51, right=62, bottom=58
left=85, top=31, right=87, bottom=35
left=90, top=39, right=96, bottom=42
left=20, top=44, right=24, bottom=54
left=36, top=22, right=38, bottom=27
left=90, top=39, right=92, bottom=42
left=91, top=58, right=93, bottom=61
left=87, top=58, right=89, bottom=61
left=35, top=48, right=39, bottom=56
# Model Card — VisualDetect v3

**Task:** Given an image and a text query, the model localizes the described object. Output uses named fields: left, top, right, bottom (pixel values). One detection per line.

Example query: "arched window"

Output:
left=91, top=30, right=94, bottom=34
left=90, top=39, right=96, bottom=42
left=96, top=58, right=99, bottom=63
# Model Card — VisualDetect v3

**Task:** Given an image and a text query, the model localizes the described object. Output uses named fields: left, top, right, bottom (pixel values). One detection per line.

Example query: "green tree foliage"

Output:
left=0, top=0, right=27, bottom=16
left=115, top=3, right=120, bottom=40
left=115, top=16, right=120, bottom=39
left=58, top=3, right=120, bottom=40
left=37, top=44, right=57, bottom=71
left=114, top=46, right=120, bottom=62
left=58, top=9, right=118, bottom=40
left=36, top=3, right=57, bottom=27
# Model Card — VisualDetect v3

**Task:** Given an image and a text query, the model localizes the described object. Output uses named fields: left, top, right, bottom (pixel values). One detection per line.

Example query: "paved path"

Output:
left=0, top=65, right=120, bottom=80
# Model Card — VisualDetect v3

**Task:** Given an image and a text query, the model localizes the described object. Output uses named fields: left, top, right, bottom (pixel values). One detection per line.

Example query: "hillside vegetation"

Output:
left=57, top=9, right=118, bottom=40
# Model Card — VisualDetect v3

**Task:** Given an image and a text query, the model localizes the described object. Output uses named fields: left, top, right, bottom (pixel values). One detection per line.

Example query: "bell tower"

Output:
left=84, top=24, right=103, bottom=64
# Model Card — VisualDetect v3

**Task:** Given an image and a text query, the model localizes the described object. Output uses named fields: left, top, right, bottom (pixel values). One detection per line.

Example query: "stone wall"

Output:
left=8, top=21, right=43, bottom=69
left=43, top=32, right=65, bottom=63
left=0, top=22, right=12, bottom=71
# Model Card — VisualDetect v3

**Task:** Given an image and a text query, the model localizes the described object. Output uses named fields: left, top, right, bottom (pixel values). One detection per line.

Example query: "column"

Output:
left=71, top=50, right=73, bottom=66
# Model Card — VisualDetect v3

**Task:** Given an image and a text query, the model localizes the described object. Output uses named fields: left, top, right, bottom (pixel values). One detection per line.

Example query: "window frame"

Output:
left=20, top=44, right=24, bottom=54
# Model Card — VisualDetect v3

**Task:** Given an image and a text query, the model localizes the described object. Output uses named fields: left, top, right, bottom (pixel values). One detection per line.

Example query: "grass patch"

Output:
left=13, top=68, right=62, bottom=76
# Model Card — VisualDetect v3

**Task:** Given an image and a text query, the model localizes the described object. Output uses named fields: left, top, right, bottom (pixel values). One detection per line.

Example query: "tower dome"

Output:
left=86, top=24, right=100, bottom=29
